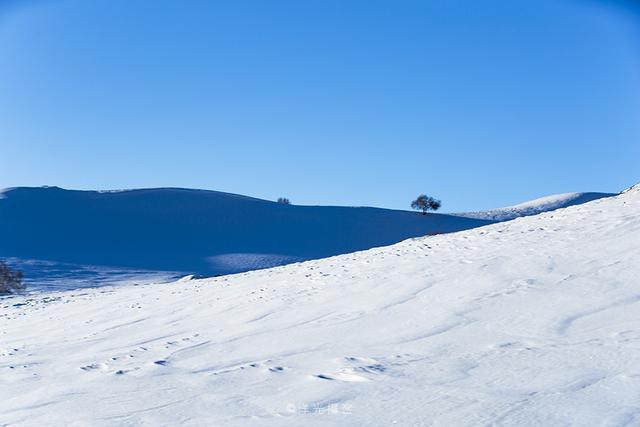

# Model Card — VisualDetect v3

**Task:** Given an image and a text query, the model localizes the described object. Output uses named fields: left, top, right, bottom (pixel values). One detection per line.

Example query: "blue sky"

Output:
left=0, top=0, right=638, bottom=212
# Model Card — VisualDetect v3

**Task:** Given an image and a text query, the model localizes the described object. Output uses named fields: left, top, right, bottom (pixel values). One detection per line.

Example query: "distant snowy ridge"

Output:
left=0, top=186, right=492, bottom=277
left=454, top=191, right=615, bottom=221
left=0, top=186, right=618, bottom=286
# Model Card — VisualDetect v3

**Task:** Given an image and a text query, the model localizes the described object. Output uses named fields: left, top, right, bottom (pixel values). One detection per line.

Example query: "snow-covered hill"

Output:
left=454, top=191, right=615, bottom=221
left=1, top=185, right=638, bottom=425
left=0, top=187, right=492, bottom=283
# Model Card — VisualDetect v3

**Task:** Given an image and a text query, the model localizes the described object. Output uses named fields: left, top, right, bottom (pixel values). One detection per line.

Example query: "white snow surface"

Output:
left=1, top=187, right=639, bottom=426
left=455, top=191, right=615, bottom=221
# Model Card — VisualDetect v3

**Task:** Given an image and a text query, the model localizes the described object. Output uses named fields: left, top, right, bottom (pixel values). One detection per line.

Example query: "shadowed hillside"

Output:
left=0, top=186, right=493, bottom=275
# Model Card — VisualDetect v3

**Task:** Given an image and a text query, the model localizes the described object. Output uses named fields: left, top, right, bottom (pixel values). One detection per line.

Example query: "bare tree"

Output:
left=411, top=194, right=441, bottom=215
left=277, top=197, right=291, bottom=205
left=0, top=260, right=24, bottom=294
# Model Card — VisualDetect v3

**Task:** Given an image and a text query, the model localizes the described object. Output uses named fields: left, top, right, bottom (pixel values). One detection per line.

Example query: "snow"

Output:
left=0, top=186, right=492, bottom=284
left=1, top=185, right=638, bottom=425
left=0, top=186, right=611, bottom=292
left=2, top=258, right=180, bottom=292
left=454, top=192, right=615, bottom=221
left=207, top=253, right=304, bottom=273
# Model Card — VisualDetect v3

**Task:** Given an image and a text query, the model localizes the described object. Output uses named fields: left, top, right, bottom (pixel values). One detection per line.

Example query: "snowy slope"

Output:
left=1, top=185, right=638, bottom=425
left=0, top=187, right=492, bottom=280
left=455, top=191, right=615, bottom=221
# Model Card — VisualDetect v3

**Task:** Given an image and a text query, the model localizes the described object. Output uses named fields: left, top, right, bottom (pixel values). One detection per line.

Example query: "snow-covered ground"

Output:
left=1, top=185, right=638, bottom=425
left=0, top=186, right=615, bottom=292
left=0, top=186, right=492, bottom=282
left=2, top=258, right=180, bottom=292
left=454, top=192, right=615, bottom=221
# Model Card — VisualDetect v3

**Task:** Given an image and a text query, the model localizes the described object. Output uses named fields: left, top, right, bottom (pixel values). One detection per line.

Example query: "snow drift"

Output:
left=0, top=184, right=638, bottom=425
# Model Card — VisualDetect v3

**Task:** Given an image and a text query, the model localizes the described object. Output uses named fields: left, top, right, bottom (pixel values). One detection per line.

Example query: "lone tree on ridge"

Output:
left=411, top=194, right=441, bottom=215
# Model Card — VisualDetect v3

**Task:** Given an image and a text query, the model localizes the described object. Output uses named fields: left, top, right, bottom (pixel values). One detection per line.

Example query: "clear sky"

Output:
left=1, top=0, right=638, bottom=212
